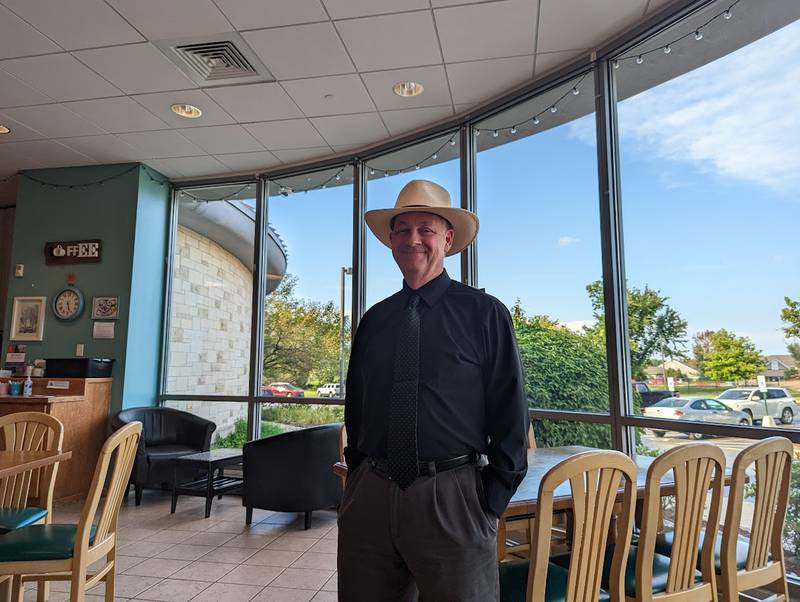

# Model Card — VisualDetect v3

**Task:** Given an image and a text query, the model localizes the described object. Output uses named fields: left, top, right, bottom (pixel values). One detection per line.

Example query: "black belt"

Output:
left=368, top=451, right=479, bottom=481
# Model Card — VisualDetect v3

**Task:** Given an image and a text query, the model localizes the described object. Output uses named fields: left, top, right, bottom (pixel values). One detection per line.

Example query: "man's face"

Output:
left=389, top=212, right=454, bottom=283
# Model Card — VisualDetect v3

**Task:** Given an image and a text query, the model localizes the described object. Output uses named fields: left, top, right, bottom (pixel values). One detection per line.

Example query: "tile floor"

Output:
left=28, top=491, right=339, bottom=601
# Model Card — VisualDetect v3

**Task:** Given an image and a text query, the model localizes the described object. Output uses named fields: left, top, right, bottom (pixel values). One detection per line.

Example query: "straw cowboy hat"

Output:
left=365, top=180, right=479, bottom=257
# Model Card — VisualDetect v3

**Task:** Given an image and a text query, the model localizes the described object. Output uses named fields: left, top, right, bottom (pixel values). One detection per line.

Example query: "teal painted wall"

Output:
left=2, top=163, right=170, bottom=413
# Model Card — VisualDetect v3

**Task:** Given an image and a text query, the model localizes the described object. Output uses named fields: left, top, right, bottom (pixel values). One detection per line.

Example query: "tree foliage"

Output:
left=263, top=275, right=349, bottom=387
left=782, top=296, right=800, bottom=340
left=585, top=281, right=688, bottom=379
left=692, top=330, right=716, bottom=378
left=702, top=329, right=763, bottom=384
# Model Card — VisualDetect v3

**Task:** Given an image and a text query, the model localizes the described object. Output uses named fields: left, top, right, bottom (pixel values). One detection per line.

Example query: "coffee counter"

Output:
left=0, top=378, right=112, bottom=500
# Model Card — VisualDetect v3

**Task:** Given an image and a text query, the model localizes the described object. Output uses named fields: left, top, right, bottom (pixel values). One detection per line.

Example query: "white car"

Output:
left=716, top=387, right=798, bottom=424
left=316, top=383, right=342, bottom=398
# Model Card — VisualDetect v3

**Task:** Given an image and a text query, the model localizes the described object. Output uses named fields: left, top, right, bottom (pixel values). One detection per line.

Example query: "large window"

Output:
left=615, top=1, right=800, bottom=419
left=476, top=75, right=607, bottom=443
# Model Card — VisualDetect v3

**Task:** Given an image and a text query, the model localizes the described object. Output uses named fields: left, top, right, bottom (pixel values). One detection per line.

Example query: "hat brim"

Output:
left=365, top=206, right=479, bottom=257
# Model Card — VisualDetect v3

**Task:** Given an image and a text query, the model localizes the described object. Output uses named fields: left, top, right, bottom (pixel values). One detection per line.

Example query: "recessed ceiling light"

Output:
left=0, top=125, right=10, bottom=135
left=170, top=103, right=202, bottom=119
left=392, top=81, right=424, bottom=97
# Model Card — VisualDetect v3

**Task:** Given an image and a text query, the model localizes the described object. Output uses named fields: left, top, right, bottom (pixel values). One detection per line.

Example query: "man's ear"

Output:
left=444, top=228, right=454, bottom=251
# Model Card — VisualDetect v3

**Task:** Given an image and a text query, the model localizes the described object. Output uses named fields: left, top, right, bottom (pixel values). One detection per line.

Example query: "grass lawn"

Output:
left=648, top=381, right=800, bottom=398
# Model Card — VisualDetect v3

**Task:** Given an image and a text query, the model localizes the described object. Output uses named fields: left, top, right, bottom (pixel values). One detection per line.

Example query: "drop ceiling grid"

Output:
left=0, top=0, right=665, bottom=189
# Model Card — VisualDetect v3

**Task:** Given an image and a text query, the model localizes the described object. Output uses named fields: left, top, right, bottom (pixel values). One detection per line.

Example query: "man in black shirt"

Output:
left=338, top=179, right=529, bottom=601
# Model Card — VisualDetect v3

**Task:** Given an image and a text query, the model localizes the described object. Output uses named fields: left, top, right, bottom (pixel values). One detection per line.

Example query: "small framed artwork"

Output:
left=92, top=296, right=119, bottom=320
left=10, top=296, right=46, bottom=341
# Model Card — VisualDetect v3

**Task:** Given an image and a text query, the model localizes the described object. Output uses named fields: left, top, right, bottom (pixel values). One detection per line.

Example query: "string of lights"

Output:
left=180, top=183, right=253, bottom=203
left=365, top=134, right=458, bottom=178
left=15, top=164, right=168, bottom=190
left=614, top=0, right=740, bottom=67
left=272, top=165, right=348, bottom=196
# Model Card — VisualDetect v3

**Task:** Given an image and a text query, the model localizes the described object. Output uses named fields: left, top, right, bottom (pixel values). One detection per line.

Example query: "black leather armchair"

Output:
left=112, top=407, right=216, bottom=505
left=243, top=423, right=343, bottom=529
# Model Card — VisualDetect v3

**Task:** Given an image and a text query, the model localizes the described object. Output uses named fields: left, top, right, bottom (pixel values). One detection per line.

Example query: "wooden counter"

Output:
left=0, top=377, right=112, bottom=501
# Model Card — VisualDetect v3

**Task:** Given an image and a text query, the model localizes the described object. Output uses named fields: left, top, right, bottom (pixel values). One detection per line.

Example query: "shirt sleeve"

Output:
left=481, top=300, right=529, bottom=517
left=343, top=317, right=367, bottom=474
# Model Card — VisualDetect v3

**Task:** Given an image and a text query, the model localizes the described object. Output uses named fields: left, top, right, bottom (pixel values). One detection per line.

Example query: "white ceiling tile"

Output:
left=74, top=43, right=196, bottom=94
left=243, top=119, right=326, bottom=150
left=141, top=159, right=185, bottom=179
left=145, top=156, right=231, bottom=178
left=0, top=112, right=47, bottom=143
left=105, top=0, right=233, bottom=40
left=205, top=83, right=303, bottom=122
left=215, top=0, right=329, bottom=29
left=536, top=0, right=648, bottom=53
left=2, top=105, right=106, bottom=138
left=0, top=54, right=121, bottom=102
left=435, top=0, right=537, bottom=63
left=271, top=146, right=332, bottom=164
left=335, top=11, right=442, bottom=71
left=0, top=5, right=61, bottom=59
left=2, top=140, right=96, bottom=167
left=533, top=49, right=586, bottom=78
left=380, top=105, right=454, bottom=136
left=645, top=0, right=673, bottom=14
left=310, top=112, right=388, bottom=146
left=57, top=134, right=145, bottom=162
left=215, top=151, right=281, bottom=172
left=0, top=71, right=53, bottom=107
left=446, top=55, right=534, bottom=104
left=1, top=0, right=144, bottom=50
left=63, top=97, right=170, bottom=134
left=361, top=65, right=452, bottom=111
left=243, top=23, right=354, bottom=79
left=431, top=0, right=489, bottom=6
left=453, top=102, right=479, bottom=115
left=117, top=130, right=206, bottom=158
left=0, top=145, right=45, bottom=177
left=131, top=90, right=235, bottom=128
left=281, top=74, right=374, bottom=117
left=178, top=124, right=264, bottom=154
left=322, top=0, right=428, bottom=20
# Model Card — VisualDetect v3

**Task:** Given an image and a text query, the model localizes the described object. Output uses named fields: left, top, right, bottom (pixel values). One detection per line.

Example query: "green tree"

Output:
left=692, top=330, right=715, bottom=378
left=263, top=275, right=348, bottom=387
left=703, top=329, right=763, bottom=385
left=781, top=296, right=800, bottom=339
left=585, top=281, right=688, bottom=379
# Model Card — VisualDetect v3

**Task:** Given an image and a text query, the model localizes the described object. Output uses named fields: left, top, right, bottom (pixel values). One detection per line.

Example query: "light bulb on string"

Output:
left=612, top=60, right=620, bottom=69
left=663, top=45, right=671, bottom=54
left=475, top=129, right=480, bottom=136
left=550, top=105, right=557, bottom=113
left=415, top=164, right=420, bottom=170
left=532, top=116, right=540, bottom=125
left=694, top=30, right=703, bottom=40
left=636, top=55, right=644, bottom=65
left=492, top=130, right=499, bottom=137
left=383, top=171, right=389, bottom=177
left=723, top=8, right=731, bottom=19
left=572, top=87, right=579, bottom=95
left=450, top=139, right=456, bottom=146
left=369, top=168, right=375, bottom=175
left=431, top=153, right=437, bottom=160
left=335, top=173, right=341, bottom=181
left=510, top=126, right=517, bottom=134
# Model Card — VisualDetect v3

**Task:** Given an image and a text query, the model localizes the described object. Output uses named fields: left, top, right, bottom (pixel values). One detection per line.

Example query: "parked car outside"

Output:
left=263, top=382, right=305, bottom=397
left=716, top=387, right=798, bottom=424
left=316, top=383, right=342, bottom=398
left=644, top=396, right=751, bottom=439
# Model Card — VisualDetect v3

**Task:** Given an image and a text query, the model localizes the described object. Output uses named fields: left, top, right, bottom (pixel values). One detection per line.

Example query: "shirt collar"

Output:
left=403, top=269, right=451, bottom=307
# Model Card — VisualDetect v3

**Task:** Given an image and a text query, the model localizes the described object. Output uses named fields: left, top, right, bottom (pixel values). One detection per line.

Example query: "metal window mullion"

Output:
left=460, top=124, right=477, bottom=287
left=158, top=184, right=179, bottom=406
left=352, top=160, right=367, bottom=334
left=247, top=176, right=268, bottom=441
left=594, top=57, right=636, bottom=456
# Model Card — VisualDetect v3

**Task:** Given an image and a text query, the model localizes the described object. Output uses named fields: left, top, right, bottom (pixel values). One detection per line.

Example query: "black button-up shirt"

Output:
left=344, top=269, right=529, bottom=517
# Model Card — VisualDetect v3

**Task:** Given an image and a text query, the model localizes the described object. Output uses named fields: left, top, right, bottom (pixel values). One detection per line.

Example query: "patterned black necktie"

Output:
left=387, top=293, right=421, bottom=490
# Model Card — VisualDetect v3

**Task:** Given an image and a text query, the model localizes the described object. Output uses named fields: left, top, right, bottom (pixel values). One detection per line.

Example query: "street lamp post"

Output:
left=339, top=266, right=352, bottom=397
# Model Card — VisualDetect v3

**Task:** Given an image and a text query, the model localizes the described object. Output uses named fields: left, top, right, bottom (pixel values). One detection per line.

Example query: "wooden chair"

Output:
left=500, top=423, right=537, bottom=560
left=633, top=443, right=726, bottom=602
left=0, top=421, right=142, bottom=602
left=499, top=449, right=637, bottom=601
left=717, top=437, right=792, bottom=602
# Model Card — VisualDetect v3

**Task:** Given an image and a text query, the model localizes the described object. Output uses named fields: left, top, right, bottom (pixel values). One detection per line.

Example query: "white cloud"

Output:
left=562, top=319, right=596, bottom=333
left=617, top=20, right=800, bottom=195
left=558, top=235, right=580, bottom=247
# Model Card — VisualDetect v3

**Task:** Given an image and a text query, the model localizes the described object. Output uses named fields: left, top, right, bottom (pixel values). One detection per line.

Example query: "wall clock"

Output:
left=52, top=286, right=85, bottom=321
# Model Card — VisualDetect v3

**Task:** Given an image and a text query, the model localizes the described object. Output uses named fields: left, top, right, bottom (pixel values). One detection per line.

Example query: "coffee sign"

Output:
left=44, top=240, right=101, bottom=265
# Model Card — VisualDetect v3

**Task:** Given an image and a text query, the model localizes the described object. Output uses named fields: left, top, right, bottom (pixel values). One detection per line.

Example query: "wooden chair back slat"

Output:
left=526, top=450, right=637, bottom=602
left=719, top=436, right=791, bottom=601
left=637, top=443, right=725, bottom=602
left=0, top=412, right=64, bottom=511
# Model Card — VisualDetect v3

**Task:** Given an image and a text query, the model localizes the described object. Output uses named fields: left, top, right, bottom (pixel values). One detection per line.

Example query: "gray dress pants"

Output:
left=337, top=461, right=499, bottom=602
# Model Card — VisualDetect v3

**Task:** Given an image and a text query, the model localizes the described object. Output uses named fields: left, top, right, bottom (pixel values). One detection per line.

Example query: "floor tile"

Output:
left=118, top=541, right=174, bottom=557
left=170, top=560, right=238, bottom=582
left=266, top=536, right=317, bottom=553
left=156, top=544, right=216, bottom=561
left=199, top=546, right=257, bottom=564
left=219, top=564, right=284, bottom=586
left=307, top=539, right=337, bottom=554
left=182, top=531, right=237, bottom=546
left=123, top=557, right=191, bottom=578
left=244, top=549, right=304, bottom=568
left=189, top=582, right=263, bottom=601
left=311, top=592, right=337, bottom=602
left=321, top=573, right=337, bottom=592
left=143, top=530, right=197, bottom=544
left=251, top=588, right=315, bottom=602
left=290, top=552, right=337, bottom=571
left=224, top=533, right=278, bottom=548
left=135, top=578, right=210, bottom=602
left=270, top=568, right=333, bottom=590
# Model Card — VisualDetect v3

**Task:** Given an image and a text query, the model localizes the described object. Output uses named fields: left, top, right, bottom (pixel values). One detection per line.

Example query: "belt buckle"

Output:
left=426, top=460, right=436, bottom=476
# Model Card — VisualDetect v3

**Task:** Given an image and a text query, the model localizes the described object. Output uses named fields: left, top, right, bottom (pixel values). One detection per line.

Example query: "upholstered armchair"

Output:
left=243, top=423, right=343, bottom=529
left=111, top=407, right=216, bottom=505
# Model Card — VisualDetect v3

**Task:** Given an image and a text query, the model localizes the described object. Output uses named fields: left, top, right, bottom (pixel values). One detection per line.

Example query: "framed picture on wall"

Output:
left=10, top=296, right=46, bottom=341
left=91, top=296, right=119, bottom=320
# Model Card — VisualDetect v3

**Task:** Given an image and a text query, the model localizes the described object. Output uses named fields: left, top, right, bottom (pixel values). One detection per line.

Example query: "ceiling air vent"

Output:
left=155, top=33, right=273, bottom=87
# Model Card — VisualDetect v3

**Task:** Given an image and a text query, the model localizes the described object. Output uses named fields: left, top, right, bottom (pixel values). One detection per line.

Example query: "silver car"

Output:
left=644, top=396, right=751, bottom=439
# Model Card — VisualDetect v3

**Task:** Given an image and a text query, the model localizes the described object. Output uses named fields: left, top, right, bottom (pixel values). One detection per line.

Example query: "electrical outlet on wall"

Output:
left=14, top=264, right=23, bottom=277
left=76, top=343, right=84, bottom=356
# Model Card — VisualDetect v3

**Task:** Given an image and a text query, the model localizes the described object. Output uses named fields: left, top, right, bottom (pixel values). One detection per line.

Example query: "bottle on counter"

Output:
left=23, top=365, right=33, bottom=397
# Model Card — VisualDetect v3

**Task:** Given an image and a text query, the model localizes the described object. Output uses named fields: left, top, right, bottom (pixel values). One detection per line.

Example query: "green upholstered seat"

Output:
left=499, top=559, right=611, bottom=602
left=655, top=530, right=754, bottom=574
left=0, top=507, right=48, bottom=534
left=0, top=524, right=95, bottom=562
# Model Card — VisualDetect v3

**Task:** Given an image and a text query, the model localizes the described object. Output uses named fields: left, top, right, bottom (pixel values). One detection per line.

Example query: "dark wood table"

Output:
left=0, top=450, right=72, bottom=479
left=171, top=448, right=243, bottom=518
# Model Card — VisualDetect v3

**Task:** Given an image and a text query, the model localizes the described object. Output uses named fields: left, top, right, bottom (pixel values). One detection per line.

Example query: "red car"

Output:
left=263, top=382, right=305, bottom=397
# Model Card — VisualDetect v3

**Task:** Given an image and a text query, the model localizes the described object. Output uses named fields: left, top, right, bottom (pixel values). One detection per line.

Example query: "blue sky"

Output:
left=268, top=18, right=799, bottom=356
